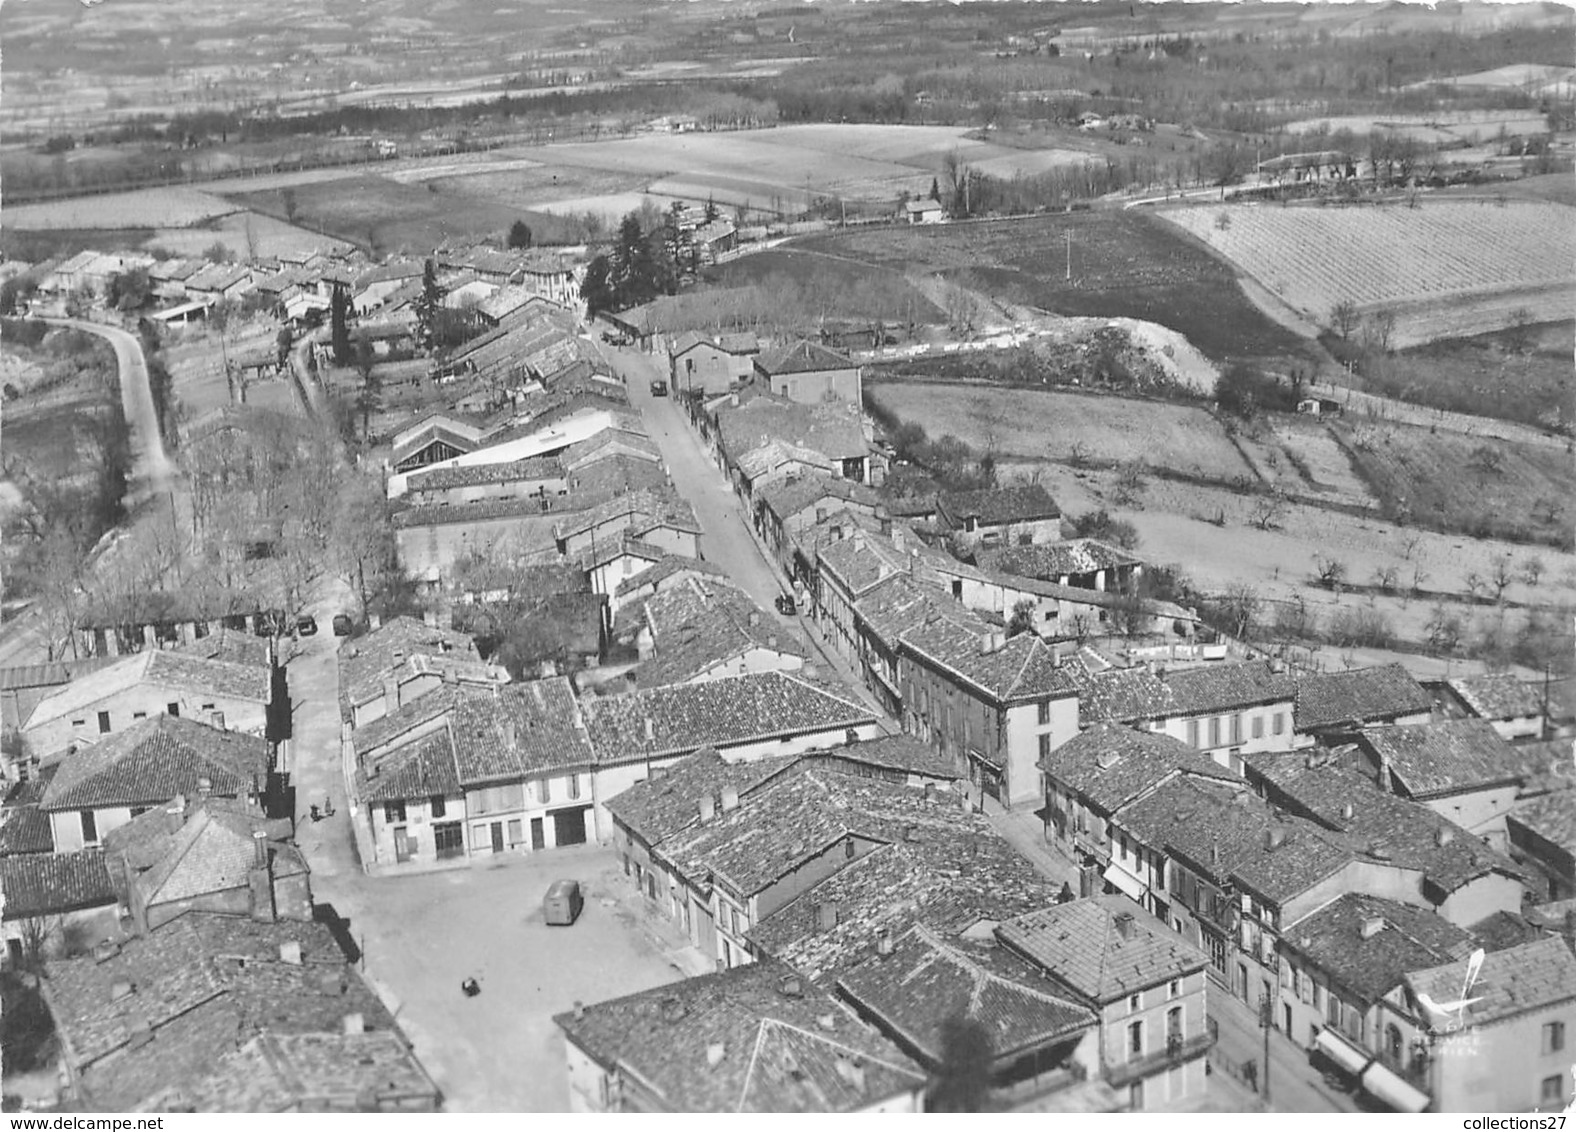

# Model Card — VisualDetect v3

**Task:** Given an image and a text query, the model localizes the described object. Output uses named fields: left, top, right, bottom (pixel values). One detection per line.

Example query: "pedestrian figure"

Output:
left=461, top=977, right=480, bottom=997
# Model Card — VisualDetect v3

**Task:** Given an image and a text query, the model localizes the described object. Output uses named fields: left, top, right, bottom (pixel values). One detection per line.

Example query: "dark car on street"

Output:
left=332, top=613, right=354, bottom=637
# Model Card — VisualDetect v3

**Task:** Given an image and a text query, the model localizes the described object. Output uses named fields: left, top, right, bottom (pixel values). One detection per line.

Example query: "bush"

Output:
left=1215, top=363, right=1295, bottom=418
left=1068, top=509, right=1140, bottom=550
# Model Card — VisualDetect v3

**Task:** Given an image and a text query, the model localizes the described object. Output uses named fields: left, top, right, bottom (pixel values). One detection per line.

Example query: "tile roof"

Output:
left=172, top=629, right=273, bottom=670
left=1075, top=665, right=1175, bottom=724
left=856, top=573, right=987, bottom=652
left=1294, top=664, right=1432, bottom=731
left=716, top=397, right=868, bottom=465
left=758, top=476, right=881, bottom=523
left=1248, top=754, right=1523, bottom=895
left=978, top=538, right=1140, bottom=581
left=554, top=487, right=700, bottom=541
left=613, top=554, right=729, bottom=599
left=0, top=802, right=55, bottom=855
left=1446, top=672, right=1546, bottom=721
left=563, top=427, right=663, bottom=469
left=938, top=484, right=1060, bottom=527
left=836, top=925, right=1095, bottom=1065
left=350, top=686, right=463, bottom=758
left=1161, top=661, right=1298, bottom=716
left=900, top=618, right=1080, bottom=705
left=749, top=821, right=1060, bottom=983
left=449, top=678, right=593, bottom=785
left=554, top=958, right=924, bottom=1112
left=996, top=896, right=1208, bottom=1005
left=810, top=734, right=961, bottom=782
left=0, top=850, right=116, bottom=920
left=1467, top=910, right=1546, bottom=953
left=405, top=455, right=566, bottom=493
left=25, top=650, right=271, bottom=730
left=1508, top=790, right=1576, bottom=857
left=605, top=748, right=799, bottom=847
left=755, top=339, right=856, bottom=375
left=1281, top=893, right=1474, bottom=1007
left=1405, top=935, right=1576, bottom=1031
left=584, top=671, right=875, bottom=767
left=41, top=716, right=270, bottom=812
left=735, top=440, right=837, bottom=483
left=568, top=452, right=668, bottom=497
left=1359, top=719, right=1524, bottom=798
left=0, top=655, right=124, bottom=695
left=132, top=806, right=306, bottom=910
left=634, top=580, right=803, bottom=689
left=357, top=727, right=463, bottom=804
left=338, top=617, right=480, bottom=716
left=170, top=1030, right=440, bottom=1113
left=43, top=913, right=404, bottom=1111
left=1040, top=722, right=1241, bottom=816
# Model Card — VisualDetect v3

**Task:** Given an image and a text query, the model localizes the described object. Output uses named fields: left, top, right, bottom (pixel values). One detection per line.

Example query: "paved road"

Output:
left=45, top=318, right=175, bottom=504
left=1208, top=984, right=1358, bottom=1113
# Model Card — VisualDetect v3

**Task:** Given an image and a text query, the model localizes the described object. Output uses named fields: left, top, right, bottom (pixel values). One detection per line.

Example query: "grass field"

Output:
left=1161, top=199, right=1576, bottom=347
left=1335, top=420, right=1572, bottom=549
left=711, top=249, right=946, bottom=323
left=803, top=212, right=1309, bottom=363
left=416, top=164, right=649, bottom=214
left=0, top=325, right=119, bottom=490
left=3, top=186, right=239, bottom=229
left=867, top=380, right=1254, bottom=483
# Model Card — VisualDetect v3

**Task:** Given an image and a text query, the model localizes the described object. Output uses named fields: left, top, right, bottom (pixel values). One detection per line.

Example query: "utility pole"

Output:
left=1259, top=992, right=1273, bottom=1106
left=1065, top=229, right=1072, bottom=282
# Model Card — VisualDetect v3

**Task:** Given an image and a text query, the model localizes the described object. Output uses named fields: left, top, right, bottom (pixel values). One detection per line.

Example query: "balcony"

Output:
left=1104, top=1032, right=1215, bottom=1090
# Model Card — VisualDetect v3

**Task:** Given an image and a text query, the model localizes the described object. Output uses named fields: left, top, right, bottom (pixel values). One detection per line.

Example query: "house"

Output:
left=462, top=592, right=606, bottom=678
left=898, top=617, right=1081, bottom=809
left=70, top=589, right=275, bottom=660
left=693, top=219, right=738, bottom=263
left=836, top=925, right=1100, bottom=1105
left=757, top=477, right=882, bottom=562
left=337, top=617, right=483, bottom=729
left=610, top=555, right=730, bottom=619
left=40, top=912, right=440, bottom=1112
left=2, top=657, right=122, bottom=773
left=903, top=199, right=945, bottom=225
left=938, top=485, right=1062, bottom=550
left=40, top=715, right=273, bottom=852
left=668, top=331, right=757, bottom=396
left=22, top=649, right=274, bottom=762
left=997, top=898, right=1213, bottom=1111
left=100, top=794, right=310, bottom=935
left=714, top=394, right=873, bottom=491
left=1294, top=664, right=1433, bottom=739
left=0, top=771, right=59, bottom=856
left=1507, top=791, right=1576, bottom=900
left=403, top=455, right=569, bottom=507
left=626, top=579, right=804, bottom=689
left=584, top=671, right=882, bottom=836
left=554, top=489, right=702, bottom=561
left=979, top=538, right=1143, bottom=593
left=352, top=262, right=426, bottom=315
left=1442, top=673, right=1549, bottom=741
left=751, top=341, right=862, bottom=406
left=1, top=850, right=119, bottom=968
left=1354, top=720, right=1528, bottom=846
left=1277, top=892, right=1469, bottom=1112
left=352, top=677, right=595, bottom=868
left=553, top=958, right=927, bottom=1112
left=1402, top=936, right=1576, bottom=1113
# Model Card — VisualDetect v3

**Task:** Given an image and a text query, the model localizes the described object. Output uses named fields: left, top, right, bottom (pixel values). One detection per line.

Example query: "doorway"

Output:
left=394, top=827, right=411, bottom=863
left=530, top=817, right=545, bottom=851
left=490, top=822, right=504, bottom=853
left=553, top=806, right=589, bottom=847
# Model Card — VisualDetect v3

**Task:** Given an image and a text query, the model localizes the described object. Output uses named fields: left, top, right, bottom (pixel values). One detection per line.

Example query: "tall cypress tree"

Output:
left=330, top=283, right=351, bottom=365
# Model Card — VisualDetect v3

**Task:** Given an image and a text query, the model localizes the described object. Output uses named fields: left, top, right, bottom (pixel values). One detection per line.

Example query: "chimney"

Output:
left=1376, top=756, right=1392, bottom=793
left=1435, top=825, right=1455, bottom=848
left=699, top=794, right=717, bottom=824
left=368, top=612, right=381, bottom=631
left=816, top=1013, right=837, bottom=1032
left=707, top=1043, right=727, bottom=1068
left=816, top=901, right=839, bottom=932
left=720, top=786, right=740, bottom=812
left=777, top=974, right=804, bottom=998
left=891, top=524, right=905, bottom=552
left=1341, top=801, right=1356, bottom=822
left=110, top=980, right=135, bottom=1003
left=748, top=611, right=761, bottom=628
left=979, top=632, right=995, bottom=655
left=342, top=1012, right=366, bottom=1035
left=835, top=1056, right=867, bottom=1095
left=93, top=940, right=121, bottom=964
left=504, top=719, right=518, bottom=748
left=279, top=941, right=303, bottom=965
left=1113, top=911, right=1134, bottom=940
left=197, top=776, right=213, bottom=800
left=253, top=829, right=269, bottom=870
left=166, top=795, right=187, bottom=834
left=573, top=1000, right=585, bottom=1021
left=1264, top=826, right=1286, bottom=852
left=876, top=506, right=892, bottom=537
left=1360, top=916, right=1386, bottom=941
left=1210, top=833, right=1220, bottom=867
left=382, top=675, right=401, bottom=713
left=876, top=929, right=895, bottom=958
left=644, top=716, right=656, bottom=743
left=766, top=635, right=778, bottom=650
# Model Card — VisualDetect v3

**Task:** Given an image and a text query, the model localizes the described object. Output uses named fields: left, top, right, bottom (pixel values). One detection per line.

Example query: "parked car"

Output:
left=775, top=593, right=798, bottom=616
left=296, top=614, right=318, bottom=637
left=332, top=613, right=354, bottom=637
left=649, top=379, right=668, bottom=397
left=543, top=879, right=584, bottom=926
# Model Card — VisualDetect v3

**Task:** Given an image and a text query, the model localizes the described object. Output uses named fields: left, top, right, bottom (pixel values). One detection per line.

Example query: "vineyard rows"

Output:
left=1163, top=200, right=1575, bottom=321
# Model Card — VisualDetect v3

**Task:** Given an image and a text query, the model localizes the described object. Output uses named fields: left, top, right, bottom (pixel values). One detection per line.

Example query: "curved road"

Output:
left=46, top=318, right=176, bottom=504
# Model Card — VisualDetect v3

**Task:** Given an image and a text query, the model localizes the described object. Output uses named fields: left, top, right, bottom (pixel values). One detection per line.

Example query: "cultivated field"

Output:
left=146, top=212, right=353, bottom=261
left=1281, top=109, right=1551, bottom=144
left=1162, top=199, right=1576, bottom=346
left=4, top=186, right=239, bottom=230
left=805, top=212, right=1309, bottom=362
left=867, top=380, right=1255, bottom=484
left=1235, top=417, right=1379, bottom=510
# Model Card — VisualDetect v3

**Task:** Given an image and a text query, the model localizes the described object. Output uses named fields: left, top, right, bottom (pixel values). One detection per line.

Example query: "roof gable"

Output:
left=42, top=716, right=270, bottom=811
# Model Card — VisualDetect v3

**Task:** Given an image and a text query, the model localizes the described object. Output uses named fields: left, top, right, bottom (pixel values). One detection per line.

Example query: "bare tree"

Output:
left=1248, top=491, right=1288, bottom=532
left=1313, top=554, right=1348, bottom=589
left=1371, top=564, right=1400, bottom=593
left=1463, top=572, right=1486, bottom=602
left=1425, top=604, right=1463, bottom=652
left=1329, top=299, right=1361, bottom=340
left=1522, top=555, right=1546, bottom=587
left=1219, top=582, right=1261, bottom=640
left=1489, top=555, right=1514, bottom=604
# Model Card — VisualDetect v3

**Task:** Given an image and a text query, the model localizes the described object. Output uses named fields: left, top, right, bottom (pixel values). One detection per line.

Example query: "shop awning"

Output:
left=1361, top=1061, right=1430, bottom=1113
left=1102, top=864, right=1146, bottom=902
left=1314, top=1026, right=1371, bottom=1076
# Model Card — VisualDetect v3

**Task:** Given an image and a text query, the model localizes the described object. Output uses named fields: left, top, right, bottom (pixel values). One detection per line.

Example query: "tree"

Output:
left=705, top=195, right=720, bottom=223
left=507, top=219, right=534, bottom=249
left=1218, top=582, right=1262, bottom=640
left=1314, top=554, right=1347, bottom=589
left=202, top=240, right=234, bottom=264
left=1248, top=491, right=1288, bottom=532
left=329, top=283, right=352, bottom=365
left=929, top=176, right=942, bottom=203
left=1329, top=299, right=1360, bottom=340
left=1068, top=509, right=1140, bottom=550
left=1006, top=599, right=1036, bottom=638
left=275, top=326, right=293, bottom=369
left=353, top=331, right=380, bottom=440
left=1504, top=307, right=1535, bottom=355
left=1522, top=555, right=1546, bottom=587
left=331, top=469, right=400, bottom=617
left=1489, top=554, right=1514, bottom=604
left=1468, top=443, right=1505, bottom=479
left=105, top=268, right=152, bottom=313
left=931, top=1015, right=994, bottom=1113
left=414, top=259, right=443, bottom=355
left=579, top=254, right=615, bottom=318
left=1113, top=459, right=1147, bottom=506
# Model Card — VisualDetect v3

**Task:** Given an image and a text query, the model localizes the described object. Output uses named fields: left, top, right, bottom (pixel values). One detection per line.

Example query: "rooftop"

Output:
left=715, top=396, right=868, bottom=465
left=1281, top=893, right=1475, bottom=1007
left=978, top=538, right=1140, bottom=581
left=938, top=484, right=1060, bottom=527
left=634, top=579, right=803, bottom=689
left=41, top=715, right=270, bottom=812
left=1508, top=790, right=1576, bottom=858
left=1040, top=722, right=1241, bottom=817
left=338, top=617, right=480, bottom=717
left=613, top=554, right=729, bottom=599
left=996, top=896, right=1208, bottom=1005
left=26, top=650, right=272, bottom=731
left=1445, top=672, right=1547, bottom=721
left=1294, top=663, right=1433, bottom=732
left=755, top=339, right=856, bottom=376
left=1405, top=935, right=1576, bottom=1031
left=404, top=455, right=566, bottom=494
left=0, top=850, right=116, bottom=921
left=1358, top=719, right=1525, bottom=798
left=604, top=748, right=799, bottom=848
left=583, top=671, right=874, bottom=767
left=900, top=618, right=1080, bottom=705
left=553, top=958, right=924, bottom=1112
left=757, top=476, right=881, bottom=523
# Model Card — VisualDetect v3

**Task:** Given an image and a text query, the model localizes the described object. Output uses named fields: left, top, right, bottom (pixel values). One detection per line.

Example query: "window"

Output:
left=1039, top=733, right=1052, bottom=761
left=201, top=703, right=215, bottom=712
left=1128, top=993, right=1143, bottom=1013
left=1167, top=1006, right=1183, bottom=1044
left=1230, top=714, right=1243, bottom=744
left=132, top=711, right=147, bottom=720
left=1543, top=1021, right=1566, bottom=1054
left=384, top=800, right=407, bottom=824
left=434, top=822, right=464, bottom=859
left=1252, top=716, right=1264, bottom=739
left=1038, top=700, right=1052, bottom=726
left=430, top=795, right=446, bottom=819
left=1542, top=1075, right=1565, bottom=1106
left=1313, top=984, right=1324, bottom=1012
left=1273, top=712, right=1285, bottom=735
left=1208, top=717, right=1221, bottom=748
left=568, top=774, right=581, bottom=800
left=1386, top=1024, right=1403, bottom=1065
left=1129, top=1080, right=1145, bottom=1111
left=166, top=702, right=180, bottom=718
left=129, top=806, right=148, bottom=819
left=71, top=719, right=85, bottom=728
left=1186, top=719, right=1200, bottom=748
left=844, top=838, right=856, bottom=860
left=97, top=711, right=112, bottom=734
left=80, top=810, right=98, bottom=844
left=1128, top=1020, right=1144, bottom=1057
left=539, top=777, right=551, bottom=804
